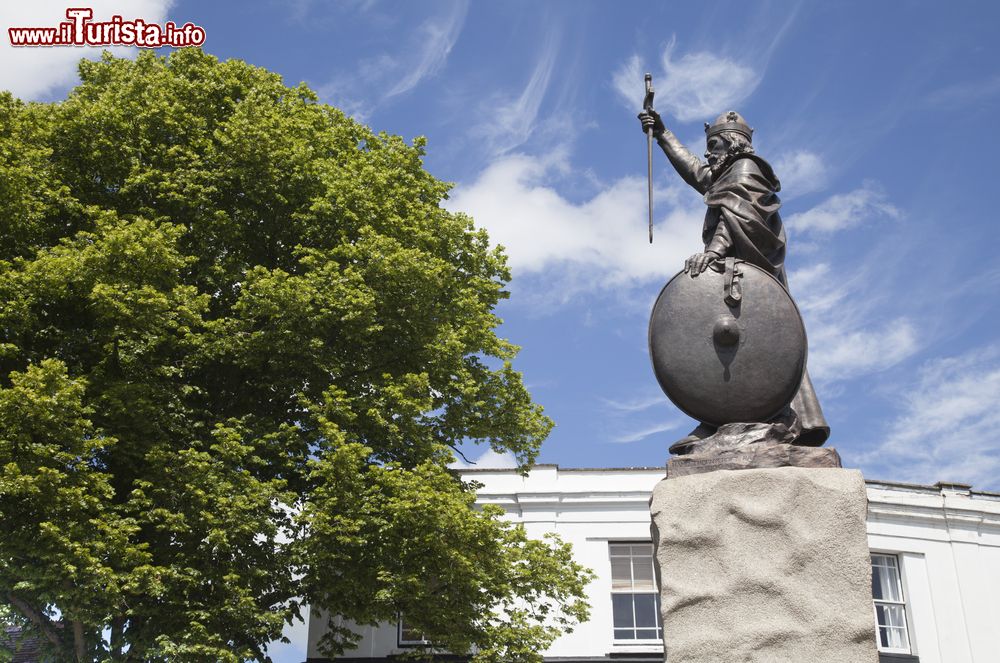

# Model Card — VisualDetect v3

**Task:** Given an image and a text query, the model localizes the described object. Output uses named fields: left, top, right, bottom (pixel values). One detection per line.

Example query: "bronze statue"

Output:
left=638, top=107, right=830, bottom=456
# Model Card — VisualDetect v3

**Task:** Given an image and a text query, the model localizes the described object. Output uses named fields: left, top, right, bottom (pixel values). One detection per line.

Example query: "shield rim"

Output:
left=647, top=259, right=809, bottom=426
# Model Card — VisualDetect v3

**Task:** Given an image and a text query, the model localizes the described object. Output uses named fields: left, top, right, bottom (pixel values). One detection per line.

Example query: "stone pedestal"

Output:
left=649, top=467, right=878, bottom=663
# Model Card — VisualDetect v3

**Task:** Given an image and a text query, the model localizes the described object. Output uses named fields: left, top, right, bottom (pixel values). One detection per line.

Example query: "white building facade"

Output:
left=306, top=466, right=1000, bottom=663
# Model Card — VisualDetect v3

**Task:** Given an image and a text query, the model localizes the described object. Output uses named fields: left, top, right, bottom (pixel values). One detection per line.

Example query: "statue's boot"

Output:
left=669, top=422, right=716, bottom=455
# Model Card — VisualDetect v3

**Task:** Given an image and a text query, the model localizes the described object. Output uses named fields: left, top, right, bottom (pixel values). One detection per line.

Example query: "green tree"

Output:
left=0, top=50, right=592, bottom=662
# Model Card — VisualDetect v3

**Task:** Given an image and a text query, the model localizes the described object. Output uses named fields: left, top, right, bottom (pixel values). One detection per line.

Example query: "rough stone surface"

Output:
left=695, top=421, right=798, bottom=450
left=666, top=423, right=842, bottom=478
left=649, top=468, right=878, bottom=663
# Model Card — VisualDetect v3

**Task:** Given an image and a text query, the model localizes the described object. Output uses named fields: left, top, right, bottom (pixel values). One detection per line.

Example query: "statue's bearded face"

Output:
left=705, top=131, right=753, bottom=176
left=704, top=135, right=728, bottom=172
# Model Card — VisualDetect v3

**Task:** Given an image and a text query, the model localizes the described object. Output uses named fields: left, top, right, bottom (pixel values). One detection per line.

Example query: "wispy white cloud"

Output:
left=925, top=75, right=1000, bottom=108
left=807, top=317, right=918, bottom=383
left=790, top=264, right=846, bottom=313
left=612, top=421, right=682, bottom=444
left=600, top=394, right=668, bottom=414
left=773, top=150, right=828, bottom=197
left=284, top=0, right=378, bottom=25
left=315, top=79, right=372, bottom=123
left=385, top=2, right=467, bottom=99
left=860, top=345, right=1000, bottom=490
left=599, top=386, right=684, bottom=446
left=314, top=2, right=467, bottom=120
left=613, top=3, right=800, bottom=124
left=446, top=151, right=703, bottom=299
left=449, top=447, right=518, bottom=470
left=786, top=181, right=899, bottom=236
left=790, top=261, right=919, bottom=383
left=612, top=54, right=645, bottom=113
left=0, top=0, right=175, bottom=100
left=614, top=38, right=760, bottom=122
left=475, top=34, right=559, bottom=157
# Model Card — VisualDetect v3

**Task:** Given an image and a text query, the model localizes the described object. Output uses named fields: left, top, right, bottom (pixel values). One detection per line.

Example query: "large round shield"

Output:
left=648, top=259, right=806, bottom=426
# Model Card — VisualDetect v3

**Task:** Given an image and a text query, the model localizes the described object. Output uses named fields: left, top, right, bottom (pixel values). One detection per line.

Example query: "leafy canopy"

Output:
left=0, top=49, right=591, bottom=662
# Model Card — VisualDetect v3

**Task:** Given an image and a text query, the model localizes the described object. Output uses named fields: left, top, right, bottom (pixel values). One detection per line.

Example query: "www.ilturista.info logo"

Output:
left=8, top=8, right=205, bottom=48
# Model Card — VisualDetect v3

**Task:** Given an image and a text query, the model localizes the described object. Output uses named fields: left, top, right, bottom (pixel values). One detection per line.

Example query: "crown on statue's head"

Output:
left=704, top=111, right=753, bottom=140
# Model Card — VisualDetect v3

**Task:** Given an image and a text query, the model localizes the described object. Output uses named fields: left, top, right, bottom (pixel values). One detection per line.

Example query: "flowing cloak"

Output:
left=702, top=155, right=829, bottom=446
left=659, top=131, right=830, bottom=446
left=702, top=155, right=787, bottom=283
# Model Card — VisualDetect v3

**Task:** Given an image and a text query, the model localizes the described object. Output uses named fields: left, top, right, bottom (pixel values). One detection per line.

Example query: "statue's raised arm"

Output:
left=638, top=108, right=713, bottom=194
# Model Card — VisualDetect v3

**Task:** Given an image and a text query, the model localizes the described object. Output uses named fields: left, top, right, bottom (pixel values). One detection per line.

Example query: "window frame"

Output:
left=397, top=616, right=431, bottom=648
left=608, top=541, right=663, bottom=644
left=871, top=552, right=912, bottom=655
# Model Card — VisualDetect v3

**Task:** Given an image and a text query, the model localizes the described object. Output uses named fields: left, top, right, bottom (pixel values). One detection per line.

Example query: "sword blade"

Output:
left=647, top=127, right=654, bottom=243
left=643, top=73, right=655, bottom=244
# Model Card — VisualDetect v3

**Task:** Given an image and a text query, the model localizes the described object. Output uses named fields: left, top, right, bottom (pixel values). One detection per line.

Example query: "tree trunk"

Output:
left=73, top=619, right=85, bottom=661
left=111, top=615, right=124, bottom=660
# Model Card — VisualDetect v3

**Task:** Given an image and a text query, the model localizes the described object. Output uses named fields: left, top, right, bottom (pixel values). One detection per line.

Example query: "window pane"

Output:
left=609, top=543, right=631, bottom=557
left=398, top=618, right=426, bottom=643
left=871, top=563, right=883, bottom=600
left=636, top=629, right=658, bottom=639
left=614, top=628, right=635, bottom=640
left=871, top=553, right=892, bottom=566
left=633, top=593, right=658, bottom=627
left=878, top=625, right=907, bottom=650
left=875, top=603, right=907, bottom=630
left=611, top=557, right=633, bottom=589
left=631, top=543, right=653, bottom=557
left=871, top=556, right=901, bottom=601
left=612, top=594, right=635, bottom=628
left=632, top=556, right=655, bottom=590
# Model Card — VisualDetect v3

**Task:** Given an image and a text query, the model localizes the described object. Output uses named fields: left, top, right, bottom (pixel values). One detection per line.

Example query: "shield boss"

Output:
left=648, top=259, right=806, bottom=426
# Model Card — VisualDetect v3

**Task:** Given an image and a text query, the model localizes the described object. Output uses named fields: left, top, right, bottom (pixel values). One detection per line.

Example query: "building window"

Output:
left=610, top=542, right=663, bottom=641
left=871, top=554, right=911, bottom=654
left=397, top=617, right=429, bottom=646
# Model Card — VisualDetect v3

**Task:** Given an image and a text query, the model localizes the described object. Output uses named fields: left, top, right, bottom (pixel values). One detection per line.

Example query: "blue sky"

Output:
left=4, top=0, right=1000, bottom=487
left=4, top=2, right=1000, bottom=657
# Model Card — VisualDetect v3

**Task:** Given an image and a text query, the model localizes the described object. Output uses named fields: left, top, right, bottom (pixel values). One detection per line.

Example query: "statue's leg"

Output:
left=789, top=369, right=830, bottom=446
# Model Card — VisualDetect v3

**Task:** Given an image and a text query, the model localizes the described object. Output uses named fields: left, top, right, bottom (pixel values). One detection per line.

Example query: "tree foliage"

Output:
left=0, top=50, right=591, bottom=662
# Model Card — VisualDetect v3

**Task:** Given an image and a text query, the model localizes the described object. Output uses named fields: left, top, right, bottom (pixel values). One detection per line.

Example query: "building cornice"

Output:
left=470, top=467, right=1000, bottom=537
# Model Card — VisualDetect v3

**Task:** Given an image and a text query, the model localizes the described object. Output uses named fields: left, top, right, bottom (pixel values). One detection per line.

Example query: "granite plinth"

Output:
left=649, top=467, right=878, bottom=663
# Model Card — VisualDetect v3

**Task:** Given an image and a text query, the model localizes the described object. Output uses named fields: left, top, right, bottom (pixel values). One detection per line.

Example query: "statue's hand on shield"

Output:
left=684, top=251, right=721, bottom=276
left=638, top=108, right=665, bottom=137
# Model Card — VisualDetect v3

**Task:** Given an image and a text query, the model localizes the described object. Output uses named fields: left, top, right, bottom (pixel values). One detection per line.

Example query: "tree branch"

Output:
left=448, top=443, right=474, bottom=465
left=6, top=593, right=63, bottom=650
